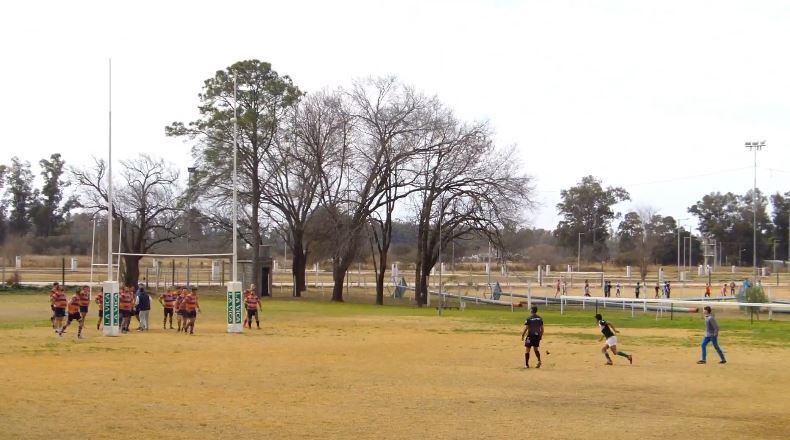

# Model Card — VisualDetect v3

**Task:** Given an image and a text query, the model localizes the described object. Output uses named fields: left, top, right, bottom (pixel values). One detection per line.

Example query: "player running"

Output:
left=595, top=313, right=632, bottom=365
left=76, top=285, right=90, bottom=336
left=159, top=289, right=176, bottom=329
left=520, top=306, right=544, bottom=368
left=59, top=289, right=84, bottom=338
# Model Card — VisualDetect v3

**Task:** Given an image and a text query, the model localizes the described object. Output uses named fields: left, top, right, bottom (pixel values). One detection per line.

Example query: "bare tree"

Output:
left=72, top=155, right=183, bottom=286
left=318, top=77, right=433, bottom=302
left=261, top=90, right=347, bottom=295
left=410, top=117, right=533, bottom=306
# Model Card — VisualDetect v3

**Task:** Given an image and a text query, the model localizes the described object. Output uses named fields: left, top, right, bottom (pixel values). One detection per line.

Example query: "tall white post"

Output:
left=116, top=219, right=122, bottom=283
left=232, top=78, right=239, bottom=283
left=89, top=217, right=96, bottom=297
left=103, top=59, right=119, bottom=336
left=228, top=77, right=242, bottom=334
left=107, top=59, right=113, bottom=283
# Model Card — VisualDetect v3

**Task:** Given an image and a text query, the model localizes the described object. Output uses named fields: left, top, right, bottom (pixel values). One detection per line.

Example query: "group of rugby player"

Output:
left=50, top=282, right=208, bottom=337
left=157, top=287, right=201, bottom=334
left=49, top=282, right=91, bottom=339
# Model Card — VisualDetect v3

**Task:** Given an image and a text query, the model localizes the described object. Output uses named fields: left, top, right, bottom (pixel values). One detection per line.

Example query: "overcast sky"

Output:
left=1, top=0, right=788, bottom=231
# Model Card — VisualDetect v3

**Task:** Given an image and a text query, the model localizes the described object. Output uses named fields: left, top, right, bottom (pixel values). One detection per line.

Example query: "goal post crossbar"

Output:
left=111, top=253, right=233, bottom=258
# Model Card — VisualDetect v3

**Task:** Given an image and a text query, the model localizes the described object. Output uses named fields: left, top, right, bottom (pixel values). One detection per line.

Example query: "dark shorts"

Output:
left=79, top=306, right=89, bottom=314
left=120, top=310, right=132, bottom=318
left=67, top=312, right=81, bottom=322
left=247, top=309, right=258, bottom=318
left=177, top=309, right=186, bottom=316
left=164, top=308, right=174, bottom=317
left=54, top=307, right=66, bottom=317
left=186, top=311, right=197, bottom=318
left=525, top=335, right=541, bottom=348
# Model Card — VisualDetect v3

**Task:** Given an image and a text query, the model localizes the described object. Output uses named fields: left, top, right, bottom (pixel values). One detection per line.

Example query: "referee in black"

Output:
left=521, top=306, right=544, bottom=368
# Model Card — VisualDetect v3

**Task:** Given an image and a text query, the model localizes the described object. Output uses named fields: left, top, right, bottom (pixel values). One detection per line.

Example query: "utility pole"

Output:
left=745, top=141, right=764, bottom=279
left=577, top=232, right=584, bottom=271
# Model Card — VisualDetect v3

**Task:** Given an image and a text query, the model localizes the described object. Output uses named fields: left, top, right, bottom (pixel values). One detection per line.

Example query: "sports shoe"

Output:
left=719, top=360, right=727, bottom=364
left=605, top=361, right=613, bottom=366
left=696, top=360, right=706, bottom=364
left=525, top=364, right=530, bottom=369
left=536, top=361, right=542, bottom=369
left=627, top=355, right=633, bottom=365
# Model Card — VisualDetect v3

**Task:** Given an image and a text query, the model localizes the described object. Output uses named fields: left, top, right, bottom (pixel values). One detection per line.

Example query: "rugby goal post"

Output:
left=112, top=252, right=242, bottom=334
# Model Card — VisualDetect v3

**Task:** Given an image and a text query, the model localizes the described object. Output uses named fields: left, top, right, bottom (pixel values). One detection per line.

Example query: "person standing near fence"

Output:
left=665, top=281, right=671, bottom=299
left=729, top=281, right=736, bottom=296
left=654, top=282, right=660, bottom=298
left=521, top=306, right=544, bottom=368
left=584, top=280, right=591, bottom=297
left=697, top=306, right=726, bottom=364
left=136, top=286, right=151, bottom=332
left=634, top=282, right=641, bottom=299
left=615, top=281, right=622, bottom=297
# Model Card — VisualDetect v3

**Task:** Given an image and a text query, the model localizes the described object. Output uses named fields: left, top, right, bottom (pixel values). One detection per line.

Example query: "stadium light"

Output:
left=745, top=141, right=765, bottom=279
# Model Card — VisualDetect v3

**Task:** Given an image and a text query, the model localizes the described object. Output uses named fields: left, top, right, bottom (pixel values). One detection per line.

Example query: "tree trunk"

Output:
left=331, top=260, right=350, bottom=302
left=375, top=263, right=386, bottom=305
left=291, top=234, right=307, bottom=295
left=292, top=246, right=306, bottom=297
left=123, top=255, right=142, bottom=287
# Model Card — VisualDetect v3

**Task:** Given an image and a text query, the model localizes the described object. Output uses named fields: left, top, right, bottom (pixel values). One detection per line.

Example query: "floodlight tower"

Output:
left=745, top=141, right=765, bottom=279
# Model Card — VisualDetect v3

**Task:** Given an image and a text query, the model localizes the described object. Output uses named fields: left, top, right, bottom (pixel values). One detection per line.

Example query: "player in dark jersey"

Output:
left=521, top=306, right=544, bottom=368
left=595, top=313, right=632, bottom=365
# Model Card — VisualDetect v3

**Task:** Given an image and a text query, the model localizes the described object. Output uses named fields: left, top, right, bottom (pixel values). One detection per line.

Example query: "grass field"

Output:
left=1, top=291, right=789, bottom=439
